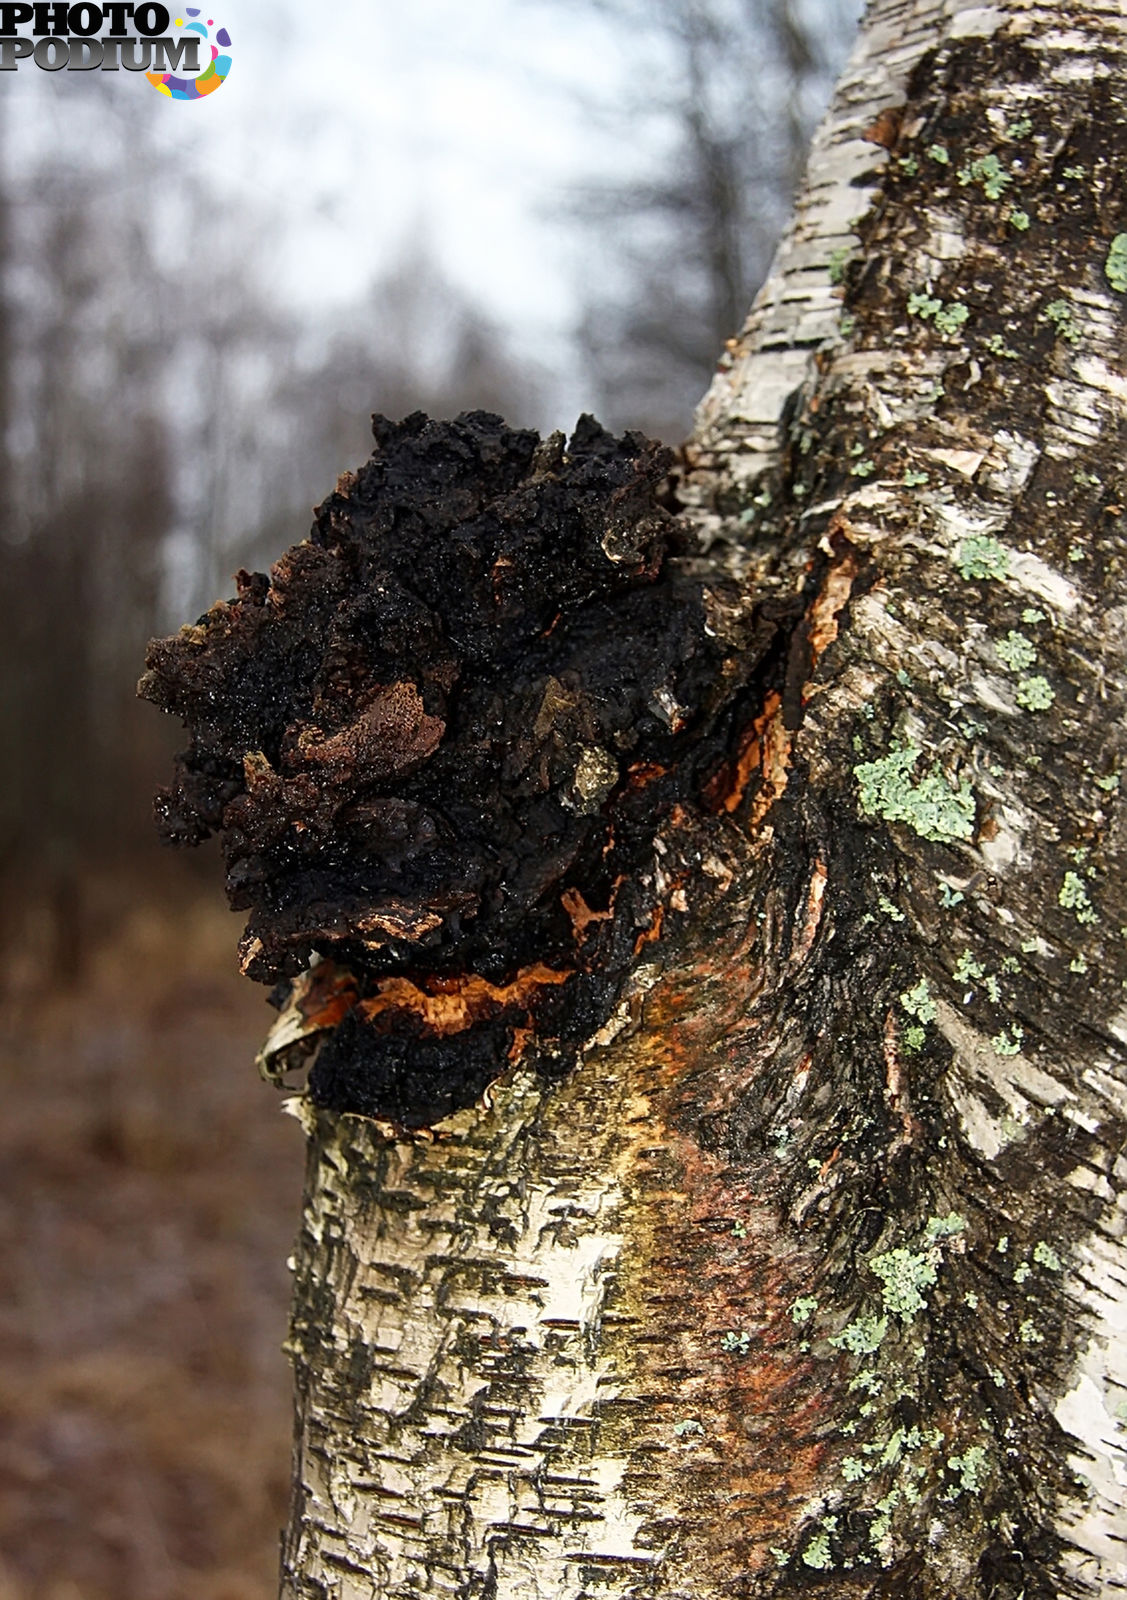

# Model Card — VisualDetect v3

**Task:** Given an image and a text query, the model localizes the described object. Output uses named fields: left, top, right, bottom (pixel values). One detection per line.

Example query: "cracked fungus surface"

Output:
left=140, top=411, right=770, bottom=1126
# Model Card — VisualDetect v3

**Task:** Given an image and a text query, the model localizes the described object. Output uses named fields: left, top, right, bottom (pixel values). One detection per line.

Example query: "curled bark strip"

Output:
left=804, top=536, right=861, bottom=676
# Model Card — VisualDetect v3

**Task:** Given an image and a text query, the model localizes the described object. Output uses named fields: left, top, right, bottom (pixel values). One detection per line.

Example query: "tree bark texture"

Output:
left=279, top=1, right=1127, bottom=1595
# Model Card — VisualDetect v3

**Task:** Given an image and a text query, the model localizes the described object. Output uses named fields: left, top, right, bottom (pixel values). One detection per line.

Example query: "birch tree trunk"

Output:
left=278, top=1, right=1127, bottom=1594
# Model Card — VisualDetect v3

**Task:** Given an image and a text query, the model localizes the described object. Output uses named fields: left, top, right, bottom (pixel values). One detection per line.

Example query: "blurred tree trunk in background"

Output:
left=280, top=1, right=1127, bottom=1597
left=564, top=0, right=857, bottom=439
left=0, top=103, right=175, bottom=981
left=0, top=99, right=15, bottom=913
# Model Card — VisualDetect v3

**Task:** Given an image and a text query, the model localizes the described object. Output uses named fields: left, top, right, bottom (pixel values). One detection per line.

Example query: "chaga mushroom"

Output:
left=140, top=410, right=782, bottom=1126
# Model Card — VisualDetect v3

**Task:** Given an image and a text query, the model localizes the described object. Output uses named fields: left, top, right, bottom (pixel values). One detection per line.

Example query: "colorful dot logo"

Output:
left=147, top=10, right=231, bottom=101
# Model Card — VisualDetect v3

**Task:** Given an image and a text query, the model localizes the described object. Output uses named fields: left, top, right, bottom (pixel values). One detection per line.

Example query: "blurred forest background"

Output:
left=0, top=1, right=856, bottom=1595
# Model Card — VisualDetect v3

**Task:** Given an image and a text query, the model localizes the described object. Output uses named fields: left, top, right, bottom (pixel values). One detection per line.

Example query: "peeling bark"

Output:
left=155, top=1, right=1127, bottom=1595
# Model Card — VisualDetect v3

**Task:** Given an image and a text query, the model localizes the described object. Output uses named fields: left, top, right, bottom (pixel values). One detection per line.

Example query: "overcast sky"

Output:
left=5, top=0, right=650, bottom=388
left=3, top=0, right=860, bottom=442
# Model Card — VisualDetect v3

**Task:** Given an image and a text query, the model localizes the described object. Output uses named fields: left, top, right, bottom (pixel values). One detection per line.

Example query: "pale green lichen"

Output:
left=924, top=1212, right=966, bottom=1242
left=851, top=458, right=876, bottom=478
left=928, top=143, right=950, bottom=163
left=1006, top=115, right=1032, bottom=138
left=1013, top=1261, right=1031, bottom=1284
left=992, top=1024, right=1024, bottom=1056
left=1016, top=675, right=1054, bottom=711
left=1007, top=209, right=1030, bottom=231
left=802, top=1531, right=834, bottom=1570
left=1094, top=773, right=1120, bottom=793
left=901, top=977, right=937, bottom=1024
left=790, top=1295, right=819, bottom=1325
left=870, top=1247, right=937, bottom=1320
left=673, top=1417, right=703, bottom=1436
left=1106, top=234, right=1127, bottom=294
left=841, top=1454, right=869, bottom=1482
left=964, top=1291, right=979, bottom=1309
left=948, top=1444, right=989, bottom=1494
left=1043, top=297, right=1081, bottom=345
left=830, top=1314, right=888, bottom=1355
left=899, top=155, right=919, bottom=176
left=935, top=302, right=970, bottom=336
left=806, top=1529, right=832, bottom=1568
left=731, top=1220, right=748, bottom=1237
left=1033, top=1242, right=1061, bottom=1271
left=828, top=245, right=852, bottom=284
left=1062, top=164, right=1085, bottom=180
left=984, top=332, right=1020, bottom=359
left=908, top=292, right=969, bottom=336
left=1070, top=954, right=1089, bottom=974
left=721, top=1329, right=751, bottom=1354
left=878, top=1426, right=911, bottom=1467
left=958, top=153, right=1013, bottom=199
left=957, top=534, right=1010, bottom=581
left=996, top=630, right=1037, bottom=671
left=855, top=745, right=975, bottom=842
left=903, top=1024, right=926, bottom=1053
left=954, top=950, right=985, bottom=985
left=870, top=1490, right=901, bottom=1546
left=939, top=881, right=965, bottom=907
left=903, top=467, right=930, bottom=487
left=1021, top=607, right=1046, bottom=624
left=1019, top=1318, right=1045, bottom=1345
left=1059, top=870, right=1098, bottom=924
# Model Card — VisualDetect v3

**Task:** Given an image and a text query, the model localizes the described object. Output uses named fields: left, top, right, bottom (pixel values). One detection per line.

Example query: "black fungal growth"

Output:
left=140, top=411, right=776, bottom=1125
